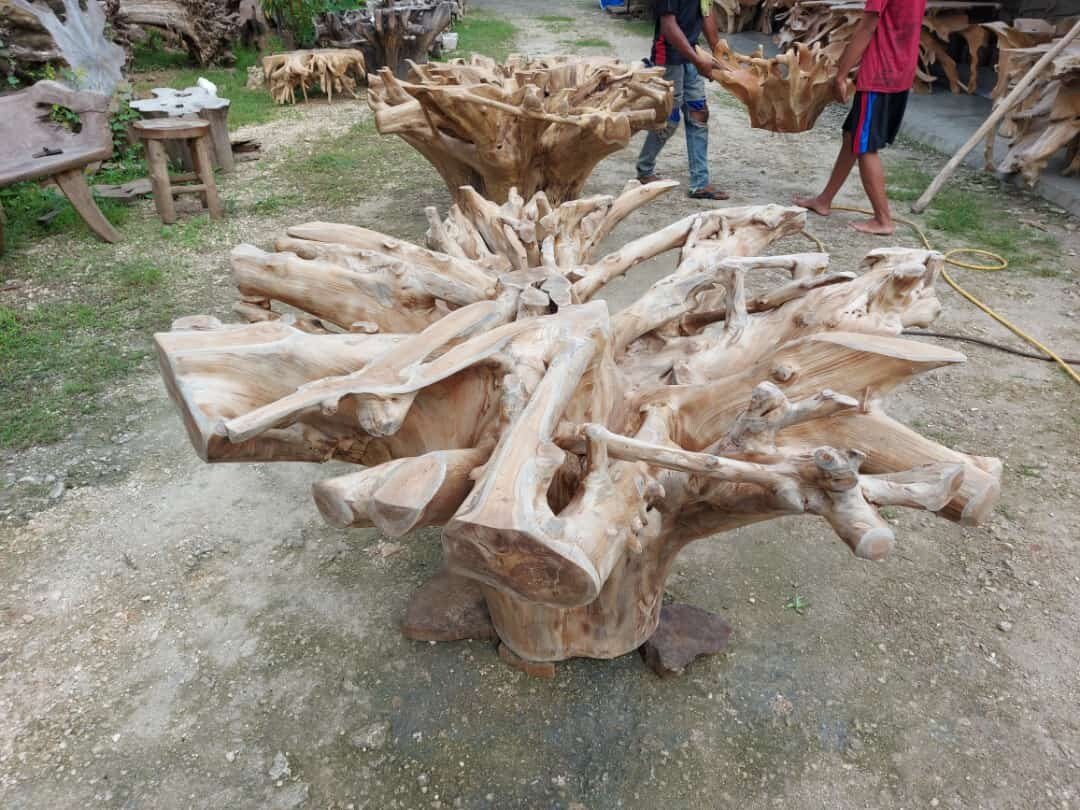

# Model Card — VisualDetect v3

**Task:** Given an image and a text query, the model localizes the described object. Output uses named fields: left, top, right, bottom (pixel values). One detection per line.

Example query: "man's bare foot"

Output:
left=850, top=218, right=895, bottom=236
left=793, top=194, right=831, bottom=216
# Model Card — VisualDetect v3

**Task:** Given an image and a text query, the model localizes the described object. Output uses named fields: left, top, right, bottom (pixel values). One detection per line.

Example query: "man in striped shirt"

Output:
left=795, top=0, right=927, bottom=235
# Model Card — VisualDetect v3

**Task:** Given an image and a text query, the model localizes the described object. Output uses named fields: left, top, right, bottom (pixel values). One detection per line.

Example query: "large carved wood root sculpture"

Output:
left=367, top=55, right=675, bottom=205
left=157, top=181, right=1002, bottom=676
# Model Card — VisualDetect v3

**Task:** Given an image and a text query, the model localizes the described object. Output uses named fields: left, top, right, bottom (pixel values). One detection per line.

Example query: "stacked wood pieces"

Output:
left=315, top=0, right=454, bottom=78
left=706, top=40, right=849, bottom=132
left=777, top=0, right=1000, bottom=94
left=262, top=49, right=366, bottom=105
left=367, top=54, right=675, bottom=205
left=983, top=21, right=1080, bottom=185
left=156, top=181, right=1002, bottom=670
left=711, top=0, right=795, bottom=35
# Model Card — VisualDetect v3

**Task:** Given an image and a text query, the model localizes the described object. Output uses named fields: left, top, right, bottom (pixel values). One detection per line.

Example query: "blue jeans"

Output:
left=636, top=63, right=710, bottom=191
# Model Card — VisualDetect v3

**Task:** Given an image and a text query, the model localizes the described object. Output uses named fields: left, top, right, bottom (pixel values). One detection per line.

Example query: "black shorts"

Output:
left=842, top=90, right=908, bottom=155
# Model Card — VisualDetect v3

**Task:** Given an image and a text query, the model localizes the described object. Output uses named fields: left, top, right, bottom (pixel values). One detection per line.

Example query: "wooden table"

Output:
left=131, top=82, right=234, bottom=172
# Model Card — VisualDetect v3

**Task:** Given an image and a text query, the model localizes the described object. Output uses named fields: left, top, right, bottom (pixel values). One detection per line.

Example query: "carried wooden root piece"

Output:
left=157, top=189, right=1002, bottom=675
left=262, top=49, right=366, bottom=105
left=707, top=40, right=849, bottom=132
left=367, top=54, right=675, bottom=204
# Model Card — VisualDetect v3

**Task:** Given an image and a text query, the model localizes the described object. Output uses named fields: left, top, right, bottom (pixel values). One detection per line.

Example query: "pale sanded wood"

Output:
left=367, top=55, right=675, bottom=204
left=156, top=187, right=1003, bottom=666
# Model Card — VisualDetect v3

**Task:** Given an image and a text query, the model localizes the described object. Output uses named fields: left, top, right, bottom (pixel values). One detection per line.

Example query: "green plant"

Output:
left=262, top=0, right=324, bottom=47
left=49, top=104, right=82, bottom=133
left=131, top=31, right=193, bottom=71
left=109, top=98, right=143, bottom=161
left=784, top=593, right=810, bottom=615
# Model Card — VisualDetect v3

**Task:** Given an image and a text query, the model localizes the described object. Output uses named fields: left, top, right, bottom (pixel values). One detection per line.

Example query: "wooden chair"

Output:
left=0, top=80, right=120, bottom=251
left=132, top=118, right=224, bottom=225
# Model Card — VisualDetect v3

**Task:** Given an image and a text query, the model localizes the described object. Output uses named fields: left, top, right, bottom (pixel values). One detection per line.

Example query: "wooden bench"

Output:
left=0, top=80, right=120, bottom=251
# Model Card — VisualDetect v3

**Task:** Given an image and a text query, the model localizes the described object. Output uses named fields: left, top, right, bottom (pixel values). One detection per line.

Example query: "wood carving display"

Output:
left=706, top=40, right=846, bottom=133
left=982, top=23, right=1080, bottom=186
left=711, top=0, right=794, bottom=35
left=315, top=0, right=454, bottom=78
left=777, top=0, right=998, bottom=95
left=367, top=55, right=675, bottom=205
left=156, top=181, right=1002, bottom=675
left=263, top=49, right=366, bottom=105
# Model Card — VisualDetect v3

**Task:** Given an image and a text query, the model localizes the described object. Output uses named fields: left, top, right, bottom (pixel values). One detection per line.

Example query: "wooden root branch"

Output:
left=157, top=188, right=1002, bottom=668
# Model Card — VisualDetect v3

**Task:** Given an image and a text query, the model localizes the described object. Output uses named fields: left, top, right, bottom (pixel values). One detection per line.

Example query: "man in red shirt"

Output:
left=795, top=0, right=927, bottom=234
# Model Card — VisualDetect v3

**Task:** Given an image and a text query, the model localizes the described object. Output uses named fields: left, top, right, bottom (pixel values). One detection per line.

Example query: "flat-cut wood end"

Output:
left=854, top=527, right=896, bottom=561
left=955, top=474, right=1001, bottom=526
left=443, top=519, right=601, bottom=608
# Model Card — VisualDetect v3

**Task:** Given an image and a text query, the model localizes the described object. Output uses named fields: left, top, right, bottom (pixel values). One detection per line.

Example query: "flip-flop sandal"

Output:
left=637, top=174, right=666, bottom=184
left=688, top=186, right=731, bottom=200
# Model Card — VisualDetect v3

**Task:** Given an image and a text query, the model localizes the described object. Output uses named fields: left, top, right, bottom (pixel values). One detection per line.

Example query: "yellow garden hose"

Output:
left=801, top=205, right=1080, bottom=386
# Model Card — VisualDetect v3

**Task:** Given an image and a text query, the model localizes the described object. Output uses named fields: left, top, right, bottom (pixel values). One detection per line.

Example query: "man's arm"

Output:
left=702, top=7, right=720, bottom=53
left=833, top=11, right=879, bottom=102
left=659, top=14, right=716, bottom=78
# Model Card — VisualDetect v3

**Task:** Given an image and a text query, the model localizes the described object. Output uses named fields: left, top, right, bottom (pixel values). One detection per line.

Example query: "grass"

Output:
left=568, top=37, right=612, bottom=48
left=886, top=159, right=1062, bottom=277
left=622, top=18, right=656, bottom=38
left=0, top=258, right=176, bottom=447
left=444, top=13, right=518, bottom=61
left=277, top=117, right=430, bottom=209
left=539, top=15, right=575, bottom=33
left=0, top=184, right=132, bottom=256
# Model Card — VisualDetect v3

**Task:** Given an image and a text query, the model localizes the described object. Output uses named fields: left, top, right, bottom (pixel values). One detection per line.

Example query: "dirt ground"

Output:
left=2, top=1, right=1080, bottom=808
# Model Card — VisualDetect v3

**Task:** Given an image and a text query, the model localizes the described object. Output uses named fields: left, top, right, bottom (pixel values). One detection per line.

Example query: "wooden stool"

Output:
left=132, top=118, right=224, bottom=225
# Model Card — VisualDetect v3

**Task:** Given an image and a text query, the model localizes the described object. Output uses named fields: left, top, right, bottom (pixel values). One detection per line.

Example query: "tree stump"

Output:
left=367, top=55, right=675, bottom=205
left=317, top=0, right=454, bottom=78
left=156, top=182, right=1003, bottom=673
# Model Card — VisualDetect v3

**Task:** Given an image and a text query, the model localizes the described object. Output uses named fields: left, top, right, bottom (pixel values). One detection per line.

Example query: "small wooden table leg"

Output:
left=145, top=139, right=177, bottom=224
left=202, top=106, right=235, bottom=173
left=190, top=134, right=224, bottom=220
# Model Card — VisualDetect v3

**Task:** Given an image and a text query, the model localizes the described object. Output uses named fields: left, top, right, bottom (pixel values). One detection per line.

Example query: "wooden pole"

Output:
left=911, top=19, right=1080, bottom=214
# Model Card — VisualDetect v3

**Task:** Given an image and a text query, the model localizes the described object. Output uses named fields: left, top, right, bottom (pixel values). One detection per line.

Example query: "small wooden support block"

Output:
left=401, top=567, right=497, bottom=642
left=639, top=604, right=733, bottom=678
left=497, top=643, right=556, bottom=680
